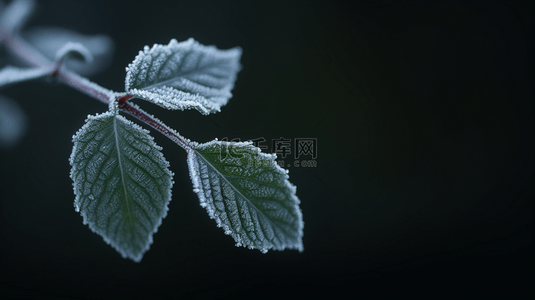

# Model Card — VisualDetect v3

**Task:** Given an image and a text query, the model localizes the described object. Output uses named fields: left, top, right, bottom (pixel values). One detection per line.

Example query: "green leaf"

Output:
left=69, top=111, right=173, bottom=262
left=187, top=140, right=304, bottom=253
left=125, top=38, right=242, bottom=115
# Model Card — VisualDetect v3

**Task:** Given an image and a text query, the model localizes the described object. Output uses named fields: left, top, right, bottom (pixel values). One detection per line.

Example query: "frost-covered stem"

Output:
left=2, top=31, right=51, bottom=67
left=56, top=70, right=112, bottom=104
left=119, top=101, right=194, bottom=150
left=2, top=33, right=194, bottom=151
left=3, top=33, right=112, bottom=103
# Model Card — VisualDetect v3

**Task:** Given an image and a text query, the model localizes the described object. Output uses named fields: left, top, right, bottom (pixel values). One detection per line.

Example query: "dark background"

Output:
left=0, top=0, right=533, bottom=298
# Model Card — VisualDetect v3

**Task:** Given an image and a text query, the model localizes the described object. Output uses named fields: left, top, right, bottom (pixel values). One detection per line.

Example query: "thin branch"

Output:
left=1, top=33, right=194, bottom=151
left=56, top=70, right=113, bottom=104
left=119, top=102, right=195, bottom=150
left=2, top=31, right=51, bottom=67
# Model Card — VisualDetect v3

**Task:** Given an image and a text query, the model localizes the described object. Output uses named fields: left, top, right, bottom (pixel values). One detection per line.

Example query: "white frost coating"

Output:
left=187, top=140, right=304, bottom=253
left=24, top=26, right=114, bottom=76
left=0, top=65, right=49, bottom=88
left=69, top=112, right=173, bottom=262
left=123, top=101, right=197, bottom=150
left=0, top=96, right=27, bottom=149
left=125, top=38, right=242, bottom=115
left=62, top=69, right=116, bottom=103
left=0, top=0, right=34, bottom=34
left=55, top=42, right=93, bottom=63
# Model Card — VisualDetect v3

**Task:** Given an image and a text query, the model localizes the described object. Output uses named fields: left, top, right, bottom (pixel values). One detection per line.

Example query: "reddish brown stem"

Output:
left=118, top=94, right=133, bottom=104
left=119, top=101, right=194, bottom=150
left=1, top=33, right=194, bottom=151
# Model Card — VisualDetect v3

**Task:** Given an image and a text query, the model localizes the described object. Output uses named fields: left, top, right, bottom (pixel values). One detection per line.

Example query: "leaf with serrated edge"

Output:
left=187, top=140, right=304, bottom=253
left=125, top=38, right=242, bottom=115
left=69, top=111, right=173, bottom=262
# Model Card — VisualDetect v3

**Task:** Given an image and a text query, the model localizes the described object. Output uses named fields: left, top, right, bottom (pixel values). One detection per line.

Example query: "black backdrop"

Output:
left=0, top=0, right=533, bottom=298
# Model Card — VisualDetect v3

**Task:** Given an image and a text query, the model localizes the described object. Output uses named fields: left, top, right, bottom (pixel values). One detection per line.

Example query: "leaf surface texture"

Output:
left=187, top=140, right=304, bottom=253
left=70, top=112, right=173, bottom=261
left=125, top=38, right=242, bottom=115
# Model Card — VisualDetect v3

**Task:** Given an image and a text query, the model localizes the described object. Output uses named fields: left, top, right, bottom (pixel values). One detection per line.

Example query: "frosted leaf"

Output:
left=125, top=38, right=242, bottom=115
left=0, top=65, right=49, bottom=88
left=23, top=26, right=114, bottom=76
left=0, top=0, right=34, bottom=34
left=55, top=42, right=93, bottom=63
left=69, top=111, right=173, bottom=262
left=0, top=95, right=27, bottom=149
left=187, top=140, right=304, bottom=252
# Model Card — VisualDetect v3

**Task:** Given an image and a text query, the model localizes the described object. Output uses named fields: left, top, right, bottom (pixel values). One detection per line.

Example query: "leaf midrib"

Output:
left=134, top=62, right=230, bottom=91
left=195, top=149, right=287, bottom=239
left=114, top=116, right=134, bottom=229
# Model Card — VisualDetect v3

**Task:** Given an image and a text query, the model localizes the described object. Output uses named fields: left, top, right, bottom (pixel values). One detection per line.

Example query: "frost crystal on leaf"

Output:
left=69, top=112, right=173, bottom=262
left=125, top=38, right=242, bottom=115
left=187, top=140, right=304, bottom=253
